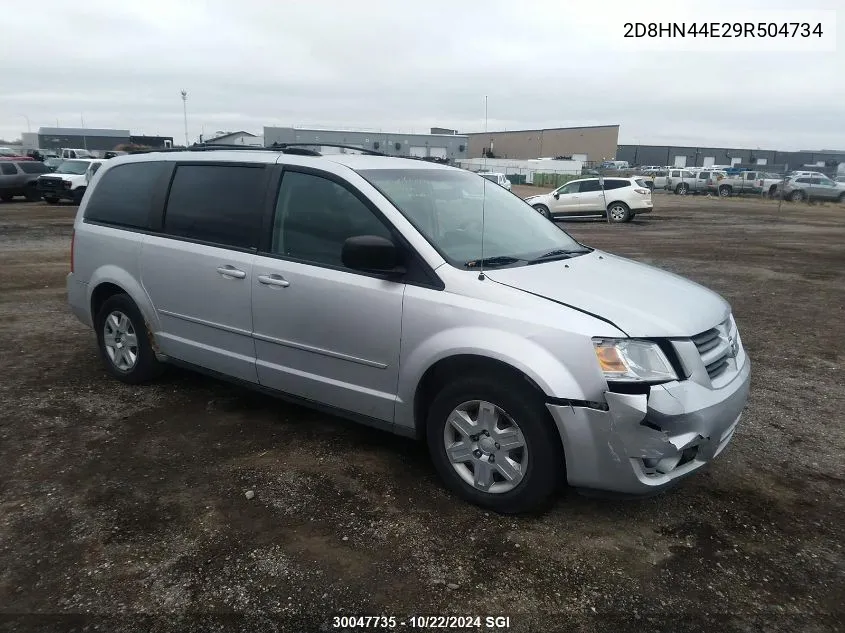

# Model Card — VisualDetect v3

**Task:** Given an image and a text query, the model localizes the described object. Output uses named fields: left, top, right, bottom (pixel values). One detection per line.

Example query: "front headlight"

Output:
left=592, top=338, right=677, bottom=383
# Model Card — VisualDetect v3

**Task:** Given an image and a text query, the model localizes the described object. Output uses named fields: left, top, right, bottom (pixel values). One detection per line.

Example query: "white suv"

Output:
left=524, top=177, right=652, bottom=222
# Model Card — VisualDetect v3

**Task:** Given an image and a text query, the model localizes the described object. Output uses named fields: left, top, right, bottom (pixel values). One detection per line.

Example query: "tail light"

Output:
left=634, top=188, right=650, bottom=195
left=70, top=229, right=75, bottom=273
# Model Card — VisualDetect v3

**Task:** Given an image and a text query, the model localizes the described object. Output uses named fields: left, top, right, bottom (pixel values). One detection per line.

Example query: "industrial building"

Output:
left=465, top=124, right=620, bottom=162
left=263, top=126, right=468, bottom=160
left=201, top=131, right=263, bottom=146
left=34, top=127, right=173, bottom=152
left=616, top=144, right=845, bottom=170
left=36, top=127, right=130, bottom=152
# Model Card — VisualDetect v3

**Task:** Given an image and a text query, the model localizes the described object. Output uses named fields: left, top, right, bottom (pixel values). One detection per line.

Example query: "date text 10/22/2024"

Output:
left=332, top=615, right=512, bottom=629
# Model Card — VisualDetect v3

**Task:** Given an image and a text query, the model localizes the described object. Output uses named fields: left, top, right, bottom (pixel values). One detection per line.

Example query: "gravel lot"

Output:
left=1, top=193, right=843, bottom=632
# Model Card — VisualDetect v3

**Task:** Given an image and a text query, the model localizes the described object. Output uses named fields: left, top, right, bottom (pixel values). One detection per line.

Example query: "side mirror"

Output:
left=553, top=192, right=560, bottom=199
left=341, top=235, right=404, bottom=276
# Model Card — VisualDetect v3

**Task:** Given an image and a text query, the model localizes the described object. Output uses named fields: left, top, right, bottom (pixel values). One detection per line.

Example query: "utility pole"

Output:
left=181, top=90, right=189, bottom=147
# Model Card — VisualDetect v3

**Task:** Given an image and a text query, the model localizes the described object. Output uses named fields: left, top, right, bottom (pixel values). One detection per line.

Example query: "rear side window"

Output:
left=19, top=162, right=50, bottom=174
left=579, top=180, right=601, bottom=192
left=602, top=180, right=629, bottom=190
left=164, top=164, right=266, bottom=249
left=0, top=163, right=17, bottom=175
left=85, top=162, right=166, bottom=229
left=698, top=171, right=710, bottom=179
left=796, top=178, right=811, bottom=184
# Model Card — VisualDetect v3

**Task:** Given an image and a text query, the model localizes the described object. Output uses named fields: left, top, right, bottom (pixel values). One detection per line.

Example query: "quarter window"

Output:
left=271, top=170, right=392, bottom=268
left=0, top=163, right=17, bottom=175
left=164, top=164, right=266, bottom=249
left=85, top=161, right=167, bottom=229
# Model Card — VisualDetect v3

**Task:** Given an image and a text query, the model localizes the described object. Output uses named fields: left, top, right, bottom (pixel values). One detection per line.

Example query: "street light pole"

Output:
left=20, top=115, right=31, bottom=133
left=181, top=90, right=189, bottom=147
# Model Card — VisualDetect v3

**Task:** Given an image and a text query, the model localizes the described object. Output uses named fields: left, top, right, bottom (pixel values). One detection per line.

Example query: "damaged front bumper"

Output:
left=547, top=356, right=750, bottom=495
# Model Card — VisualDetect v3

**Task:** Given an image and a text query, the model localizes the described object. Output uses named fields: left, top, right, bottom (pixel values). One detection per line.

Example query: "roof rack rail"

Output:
left=128, top=144, right=321, bottom=156
left=270, top=142, right=385, bottom=156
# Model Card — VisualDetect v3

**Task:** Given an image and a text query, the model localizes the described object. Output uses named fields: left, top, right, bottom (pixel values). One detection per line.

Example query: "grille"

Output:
left=692, top=321, right=733, bottom=381
left=38, top=177, right=63, bottom=192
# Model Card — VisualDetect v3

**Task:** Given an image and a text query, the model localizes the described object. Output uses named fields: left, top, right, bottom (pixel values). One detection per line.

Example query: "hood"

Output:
left=484, top=251, right=729, bottom=337
left=43, top=173, right=85, bottom=182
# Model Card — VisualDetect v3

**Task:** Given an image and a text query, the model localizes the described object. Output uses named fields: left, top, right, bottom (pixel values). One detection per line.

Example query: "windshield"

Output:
left=55, top=160, right=91, bottom=175
left=359, top=168, right=588, bottom=268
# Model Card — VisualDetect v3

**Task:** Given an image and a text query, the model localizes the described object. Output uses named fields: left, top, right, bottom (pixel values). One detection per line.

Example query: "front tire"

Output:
left=0, top=194, right=13, bottom=202
left=675, top=184, right=688, bottom=195
left=533, top=204, right=551, bottom=219
left=426, top=376, right=563, bottom=514
left=95, top=294, right=163, bottom=384
left=719, top=186, right=731, bottom=197
left=790, top=190, right=804, bottom=202
left=43, top=196, right=59, bottom=204
left=607, top=202, right=631, bottom=223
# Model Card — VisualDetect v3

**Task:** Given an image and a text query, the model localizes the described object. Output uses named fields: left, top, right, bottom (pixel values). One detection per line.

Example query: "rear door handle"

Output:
left=258, top=274, right=290, bottom=288
left=216, top=265, right=247, bottom=279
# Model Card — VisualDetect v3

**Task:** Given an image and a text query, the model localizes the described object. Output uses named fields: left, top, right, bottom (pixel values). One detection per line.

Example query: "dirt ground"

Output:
left=1, top=192, right=844, bottom=633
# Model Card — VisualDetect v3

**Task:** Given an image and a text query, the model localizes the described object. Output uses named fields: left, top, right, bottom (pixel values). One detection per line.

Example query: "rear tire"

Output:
left=0, top=194, right=13, bottom=202
left=533, top=204, right=551, bottom=219
left=426, top=375, right=563, bottom=514
left=94, top=294, right=163, bottom=385
left=607, top=202, right=631, bottom=223
left=838, top=193, right=845, bottom=203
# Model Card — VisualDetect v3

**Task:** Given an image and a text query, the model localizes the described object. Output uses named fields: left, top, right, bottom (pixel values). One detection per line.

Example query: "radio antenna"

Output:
left=479, top=95, right=488, bottom=281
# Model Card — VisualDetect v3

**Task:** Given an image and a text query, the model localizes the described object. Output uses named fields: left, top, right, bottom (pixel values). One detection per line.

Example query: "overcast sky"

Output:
left=1, top=0, right=842, bottom=150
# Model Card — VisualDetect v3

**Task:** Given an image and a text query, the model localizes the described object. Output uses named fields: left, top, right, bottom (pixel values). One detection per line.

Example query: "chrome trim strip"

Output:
left=253, top=332, right=388, bottom=369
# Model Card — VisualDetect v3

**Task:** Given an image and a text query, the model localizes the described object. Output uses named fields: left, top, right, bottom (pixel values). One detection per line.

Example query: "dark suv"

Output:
left=0, top=161, right=51, bottom=201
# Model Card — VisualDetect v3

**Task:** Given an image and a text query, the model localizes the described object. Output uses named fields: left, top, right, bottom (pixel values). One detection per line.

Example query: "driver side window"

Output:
left=271, top=170, right=393, bottom=269
left=558, top=181, right=580, bottom=195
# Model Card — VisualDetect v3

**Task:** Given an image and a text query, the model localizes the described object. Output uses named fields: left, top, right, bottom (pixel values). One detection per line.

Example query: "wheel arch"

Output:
left=88, top=266, right=162, bottom=352
left=412, top=354, right=552, bottom=441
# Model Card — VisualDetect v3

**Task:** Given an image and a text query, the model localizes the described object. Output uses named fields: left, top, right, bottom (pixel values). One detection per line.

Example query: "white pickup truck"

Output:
left=36, top=158, right=103, bottom=204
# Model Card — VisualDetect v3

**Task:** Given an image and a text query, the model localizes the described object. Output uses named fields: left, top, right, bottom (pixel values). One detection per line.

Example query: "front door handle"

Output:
left=216, top=265, right=247, bottom=279
left=258, top=274, right=290, bottom=288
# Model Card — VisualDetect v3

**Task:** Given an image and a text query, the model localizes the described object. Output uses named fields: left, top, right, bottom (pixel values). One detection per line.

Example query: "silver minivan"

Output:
left=67, top=148, right=750, bottom=513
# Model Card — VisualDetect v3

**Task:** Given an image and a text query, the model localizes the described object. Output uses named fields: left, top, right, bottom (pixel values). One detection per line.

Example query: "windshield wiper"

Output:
left=528, top=248, right=591, bottom=264
left=464, top=256, right=524, bottom=269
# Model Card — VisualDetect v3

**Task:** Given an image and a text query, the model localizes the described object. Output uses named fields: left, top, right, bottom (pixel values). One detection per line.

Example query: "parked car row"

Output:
left=0, top=158, right=104, bottom=203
